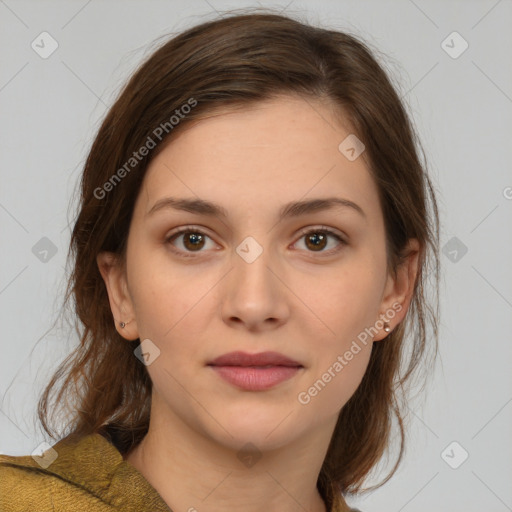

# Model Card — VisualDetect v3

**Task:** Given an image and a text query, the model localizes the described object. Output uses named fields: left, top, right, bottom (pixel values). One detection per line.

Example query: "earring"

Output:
left=383, top=322, right=391, bottom=333
left=119, top=320, right=130, bottom=328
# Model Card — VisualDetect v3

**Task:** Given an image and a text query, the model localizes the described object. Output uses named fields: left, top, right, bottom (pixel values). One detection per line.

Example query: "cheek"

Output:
left=297, top=337, right=373, bottom=418
left=127, top=253, right=220, bottom=352
left=298, top=257, right=385, bottom=341
left=293, top=254, right=383, bottom=406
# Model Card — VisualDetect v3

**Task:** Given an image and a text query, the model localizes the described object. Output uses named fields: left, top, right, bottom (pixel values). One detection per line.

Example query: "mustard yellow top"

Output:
left=0, top=433, right=359, bottom=511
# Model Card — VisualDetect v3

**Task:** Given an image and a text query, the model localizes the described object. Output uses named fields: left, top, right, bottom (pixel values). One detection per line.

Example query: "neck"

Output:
left=123, top=394, right=345, bottom=512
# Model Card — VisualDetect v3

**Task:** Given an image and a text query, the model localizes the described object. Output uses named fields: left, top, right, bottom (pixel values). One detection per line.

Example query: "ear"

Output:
left=373, top=238, right=420, bottom=342
left=96, top=251, right=139, bottom=341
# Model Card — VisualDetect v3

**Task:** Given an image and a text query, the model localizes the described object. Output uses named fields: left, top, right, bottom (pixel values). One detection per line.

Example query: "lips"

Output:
left=208, top=351, right=303, bottom=368
left=207, top=351, right=304, bottom=391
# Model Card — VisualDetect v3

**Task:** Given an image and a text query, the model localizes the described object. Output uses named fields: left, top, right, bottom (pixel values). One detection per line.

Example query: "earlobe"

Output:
left=374, top=238, right=421, bottom=342
left=96, top=251, right=139, bottom=341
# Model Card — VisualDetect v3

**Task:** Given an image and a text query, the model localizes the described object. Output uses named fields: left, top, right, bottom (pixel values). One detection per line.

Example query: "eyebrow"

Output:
left=146, top=196, right=366, bottom=220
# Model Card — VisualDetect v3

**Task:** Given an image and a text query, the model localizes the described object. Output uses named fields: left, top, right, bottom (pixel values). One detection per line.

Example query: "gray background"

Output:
left=1, top=1, right=511, bottom=511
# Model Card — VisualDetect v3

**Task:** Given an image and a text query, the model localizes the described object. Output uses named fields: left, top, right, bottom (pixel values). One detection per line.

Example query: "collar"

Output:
left=1, top=433, right=170, bottom=511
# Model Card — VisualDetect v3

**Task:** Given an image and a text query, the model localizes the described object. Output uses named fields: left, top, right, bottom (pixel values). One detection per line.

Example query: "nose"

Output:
left=221, top=242, right=290, bottom=332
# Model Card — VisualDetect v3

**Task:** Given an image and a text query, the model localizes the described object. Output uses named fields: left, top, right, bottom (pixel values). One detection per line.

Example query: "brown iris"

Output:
left=182, top=232, right=205, bottom=251
left=305, top=232, right=327, bottom=251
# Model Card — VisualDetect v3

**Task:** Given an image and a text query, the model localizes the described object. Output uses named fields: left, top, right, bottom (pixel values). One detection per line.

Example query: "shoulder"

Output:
left=0, top=455, right=56, bottom=512
left=0, top=437, right=114, bottom=512
left=0, top=458, right=116, bottom=511
left=0, top=433, right=170, bottom=512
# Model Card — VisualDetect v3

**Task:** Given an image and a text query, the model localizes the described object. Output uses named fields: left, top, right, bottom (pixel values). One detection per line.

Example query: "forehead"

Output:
left=137, top=95, right=380, bottom=220
left=153, top=95, right=354, bottom=165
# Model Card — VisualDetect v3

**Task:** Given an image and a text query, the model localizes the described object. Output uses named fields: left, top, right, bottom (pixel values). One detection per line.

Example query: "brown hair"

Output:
left=38, top=9, right=440, bottom=506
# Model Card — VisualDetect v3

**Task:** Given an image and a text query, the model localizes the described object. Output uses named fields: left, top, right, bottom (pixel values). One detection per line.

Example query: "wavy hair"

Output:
left=38, top=9, right=440, bottom=508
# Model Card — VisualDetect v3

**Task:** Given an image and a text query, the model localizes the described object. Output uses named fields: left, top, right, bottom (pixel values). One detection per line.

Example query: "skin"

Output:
left=97, top=95, right=419, bottom=512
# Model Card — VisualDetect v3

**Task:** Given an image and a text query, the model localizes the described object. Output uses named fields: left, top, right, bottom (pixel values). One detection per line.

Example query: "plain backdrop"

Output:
left=1, top=1, right=511, bottom=511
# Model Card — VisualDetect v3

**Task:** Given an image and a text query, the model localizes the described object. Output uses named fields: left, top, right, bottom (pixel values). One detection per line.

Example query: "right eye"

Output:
left=165, top=227, right=218, bottom=257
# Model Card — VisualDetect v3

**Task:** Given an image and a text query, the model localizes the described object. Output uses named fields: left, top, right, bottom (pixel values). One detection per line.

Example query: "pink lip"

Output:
left=208, top=351, right=303, bottom=391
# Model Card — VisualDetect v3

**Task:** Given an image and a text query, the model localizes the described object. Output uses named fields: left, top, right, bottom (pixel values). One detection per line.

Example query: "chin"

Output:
left=201, top=404, right=306, bottom=452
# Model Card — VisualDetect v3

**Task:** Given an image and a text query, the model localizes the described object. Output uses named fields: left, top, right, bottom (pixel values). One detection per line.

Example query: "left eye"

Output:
left=293, top=227, right=345, bottom=253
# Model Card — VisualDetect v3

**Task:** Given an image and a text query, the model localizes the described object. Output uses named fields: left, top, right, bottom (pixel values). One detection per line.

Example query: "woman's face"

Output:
left=98, top=95, right=416, bottom=451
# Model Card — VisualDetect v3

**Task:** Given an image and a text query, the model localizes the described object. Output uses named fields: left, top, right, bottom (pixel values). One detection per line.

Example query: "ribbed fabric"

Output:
left=0, top=433, right=171, bottom=511
left=0, top=433, right=360, bottom=512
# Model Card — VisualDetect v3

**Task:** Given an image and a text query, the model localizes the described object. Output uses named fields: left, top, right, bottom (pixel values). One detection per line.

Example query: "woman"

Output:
left=0, top=10, right=439, bottom=512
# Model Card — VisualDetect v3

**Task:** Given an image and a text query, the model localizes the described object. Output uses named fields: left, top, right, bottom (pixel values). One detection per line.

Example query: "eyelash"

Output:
left=164, top=225, right=347, bottom=259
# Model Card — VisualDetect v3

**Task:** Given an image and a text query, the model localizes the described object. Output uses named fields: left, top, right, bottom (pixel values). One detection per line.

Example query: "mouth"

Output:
left=207, top=351, right=303, bottom=391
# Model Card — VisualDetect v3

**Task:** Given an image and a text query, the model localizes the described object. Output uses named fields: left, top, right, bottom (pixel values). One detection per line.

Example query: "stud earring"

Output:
left=119, top=320, right=130, bottom=328
left=383, top=322, right=391, bottom=333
